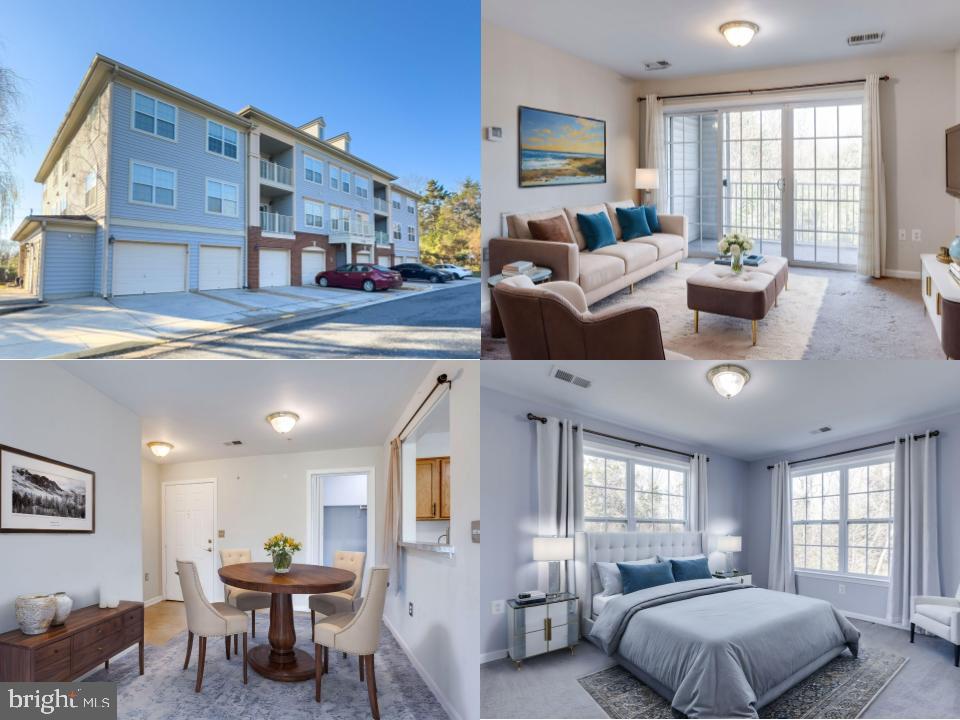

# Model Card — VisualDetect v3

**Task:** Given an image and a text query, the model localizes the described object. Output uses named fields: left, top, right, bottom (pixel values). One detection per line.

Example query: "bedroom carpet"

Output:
left=577, top=647, right=905, bottom=719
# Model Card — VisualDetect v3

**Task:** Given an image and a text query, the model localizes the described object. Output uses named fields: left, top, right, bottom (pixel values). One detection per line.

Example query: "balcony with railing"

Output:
left=373, top=197, right=389, bottom=214
left=329, top=221, right=374, bottom=245
left=260, top=210, right=293, bottom=236
left=375, top=230, right=390, bottom=246
left=260, top=159, right=293, bottom=188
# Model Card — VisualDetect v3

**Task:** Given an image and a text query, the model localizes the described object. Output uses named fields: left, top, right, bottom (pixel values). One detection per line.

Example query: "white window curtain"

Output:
left=888, top=432, right=940, bottom=625
left=688, top=453, right=708, bottom=532
left=768, top=461, right=795, bottom=593
left=858, top=73, right=886, bottom=278
left=536, top=417, right=584, bottom=594
left=644, top=94, right=665, bottom=206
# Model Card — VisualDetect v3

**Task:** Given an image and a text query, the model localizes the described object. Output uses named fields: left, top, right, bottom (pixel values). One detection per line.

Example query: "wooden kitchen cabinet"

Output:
left=416, top=456, right=451, bottom=520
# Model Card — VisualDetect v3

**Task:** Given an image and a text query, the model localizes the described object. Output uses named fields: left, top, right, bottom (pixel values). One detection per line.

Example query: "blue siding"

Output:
left=44, top=231, right=96, bottom=299
left=392, top=193, right=420, bottom=258
left=109, top=83, right=246, bottom=232
left=293, top=143, right=375, bottom=234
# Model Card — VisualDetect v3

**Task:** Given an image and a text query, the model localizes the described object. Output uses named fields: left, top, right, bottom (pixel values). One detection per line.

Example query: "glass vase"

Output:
left=730, top=249, right=743, bottom=274
left=272, top=551, right=292, bottom=573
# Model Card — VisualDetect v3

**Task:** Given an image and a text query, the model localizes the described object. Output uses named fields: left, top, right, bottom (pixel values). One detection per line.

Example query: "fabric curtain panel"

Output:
left=380, top=437, right=402, bottom=590
left=768, top=461, right=795, bottom=593
left=858, top=73, right=886, bottom=278
left=888, top=432, right=941, bottom=625
left=644, top=94, right=666, bottom=205
left=688, top=453, right=708, bottom=532
left=536, top=417, right=584, bottom=594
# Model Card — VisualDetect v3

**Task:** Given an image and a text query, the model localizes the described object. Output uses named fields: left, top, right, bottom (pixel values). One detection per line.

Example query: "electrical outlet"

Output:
left=408, top=602, right=414, bottom=617
left=491, top=600, right=505, bottom=615
left=144, top=572, right=149, bottom=582
left=912, top=229, right=922, bottom=243
left=218, top=529, right=225, bottom=538
left=898, top=229, right=906, bottom=242
left=838, top=583, right=846, bottom=595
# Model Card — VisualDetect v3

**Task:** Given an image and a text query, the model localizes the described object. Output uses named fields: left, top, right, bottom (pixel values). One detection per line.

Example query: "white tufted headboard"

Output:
left=574, top=531, right=706, bottom=633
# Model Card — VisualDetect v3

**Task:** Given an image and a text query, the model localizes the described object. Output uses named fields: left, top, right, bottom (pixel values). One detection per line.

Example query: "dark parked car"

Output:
left=391, top=263, right=452, bottom=283
left=316, top=264, right=403, bottom=292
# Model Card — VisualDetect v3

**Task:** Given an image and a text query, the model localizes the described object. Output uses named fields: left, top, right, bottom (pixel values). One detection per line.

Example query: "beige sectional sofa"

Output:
left=490, top=201, right=688, bottom=308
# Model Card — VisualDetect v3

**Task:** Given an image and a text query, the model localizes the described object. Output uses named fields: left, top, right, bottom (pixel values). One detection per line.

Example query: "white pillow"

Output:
left=596, top=556, right=658, bottom=596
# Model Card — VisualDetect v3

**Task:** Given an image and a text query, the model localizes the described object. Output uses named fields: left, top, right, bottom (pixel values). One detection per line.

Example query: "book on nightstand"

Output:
left=949, top=262, right=960, bottom=286
left=502, top=260, right=535, bottom=277
left=715, top=254, right=765, bottom=267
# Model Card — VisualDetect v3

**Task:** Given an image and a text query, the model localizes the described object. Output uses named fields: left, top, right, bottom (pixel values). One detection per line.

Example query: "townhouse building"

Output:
left=12, top=55, right=422, bottom=299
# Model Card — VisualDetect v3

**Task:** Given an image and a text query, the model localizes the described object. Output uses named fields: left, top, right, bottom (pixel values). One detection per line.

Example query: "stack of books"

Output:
left=502, top=260, right=535, bottom=277
left=949, top=261, right=960, bottom=286
left=715, top=254, right=765, bottom=267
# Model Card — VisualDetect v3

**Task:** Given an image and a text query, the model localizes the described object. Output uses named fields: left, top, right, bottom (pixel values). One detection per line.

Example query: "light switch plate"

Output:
left=838, top=583, right=846, bottom=595
left=471, top=520, right=480, bottom=543
left=912, top=229, right=922, bottom=243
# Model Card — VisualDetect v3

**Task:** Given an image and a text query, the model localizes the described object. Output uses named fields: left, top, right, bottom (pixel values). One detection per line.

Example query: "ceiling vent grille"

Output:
left=550, top=366, right=592, bottom=389
left=643, top=60, right=672, bottom=71
left=847, top=32, right=884, bottom=46
left=809, top=426, right=833, bottom=435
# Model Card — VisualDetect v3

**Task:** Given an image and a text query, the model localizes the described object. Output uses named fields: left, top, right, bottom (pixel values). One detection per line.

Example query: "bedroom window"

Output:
left=583, top=449, right=687, bottom=533
left=790, top=456, right=893, bottom=579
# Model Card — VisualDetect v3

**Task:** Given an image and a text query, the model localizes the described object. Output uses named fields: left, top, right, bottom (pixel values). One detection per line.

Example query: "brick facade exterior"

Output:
left=374, top=246, right=394, bottom=266
left=246, top=227, right=334, bottom=288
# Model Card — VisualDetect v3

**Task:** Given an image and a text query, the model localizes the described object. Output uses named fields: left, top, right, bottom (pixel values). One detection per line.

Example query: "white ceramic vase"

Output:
left=52, top=592, right=73, bottom=625
left=15, top=594, right=57, bottom=635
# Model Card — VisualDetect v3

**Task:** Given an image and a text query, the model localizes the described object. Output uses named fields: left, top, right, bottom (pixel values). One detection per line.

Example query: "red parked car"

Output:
left=315, top=264, right=403, bottom=292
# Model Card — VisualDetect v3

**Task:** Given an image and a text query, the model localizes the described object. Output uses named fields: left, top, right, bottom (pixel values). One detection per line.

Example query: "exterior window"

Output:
left=341, top=170, right=351, bottom=194
left=330, top=206, right=350, bottom=232
left=206, top=179, right=238, bottom=217
left=305, top=156, right=324, bottom=184
left=207, top=121, right=238, bottom=159
left=392, top=197, right=401, bottom=210
left=407, top=226, right=415, bottom=243
left=791, top=456, right=893, bottom=578
left=355, top=176, right=369, bottom=199
left=57, top=196, right=67, bottom=214
left=407, top=201, right=415, bottom=214
left=330, top=166, right=340, bottom=191
left=356, top=211, right=370, bottom=235
left=62, top=156, right=69, bottom=175
left=305, top=199, right=324, bottom=229
left=131, top=161, right=175, bottom=207
left=133, top=91, right=176, bottom=140
left=583, top=449, right=688, bottom=533
left=392, top=222, right=402, bottom=240
left=84, top=171, right=97, bottom=207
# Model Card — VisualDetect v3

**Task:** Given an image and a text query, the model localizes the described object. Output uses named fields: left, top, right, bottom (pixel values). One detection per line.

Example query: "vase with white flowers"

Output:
left=264, top=533, right=302, bottom=573
left=718, top=233, right=754, bottom=274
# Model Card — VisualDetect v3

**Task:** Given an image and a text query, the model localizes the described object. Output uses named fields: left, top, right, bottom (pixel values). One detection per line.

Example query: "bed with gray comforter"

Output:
left=589, top=578, right=860, bottom=719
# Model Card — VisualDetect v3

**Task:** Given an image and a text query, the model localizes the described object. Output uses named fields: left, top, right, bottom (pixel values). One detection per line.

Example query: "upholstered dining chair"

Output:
left=309, top=550, right=366, bottom=641
left=313, top=566, right=389, bottom=719
left=220, top=548, right=271, bottom=641
left=177, top=559, right=249, bottom=692
left=910, top=583, right=960, bottom=666
left=492, top=274, right=689, bottom=360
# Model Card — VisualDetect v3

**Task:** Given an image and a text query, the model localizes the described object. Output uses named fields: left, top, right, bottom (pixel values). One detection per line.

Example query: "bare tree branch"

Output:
left=0, top=64, right=24, bottom=231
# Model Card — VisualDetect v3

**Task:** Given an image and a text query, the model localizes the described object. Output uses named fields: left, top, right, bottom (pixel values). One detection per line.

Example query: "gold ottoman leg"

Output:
left=752, top=320, right=758, bottom=346
left=694, top=310, right=699, bottom=333
left=675, top=261, right=679, bottom=270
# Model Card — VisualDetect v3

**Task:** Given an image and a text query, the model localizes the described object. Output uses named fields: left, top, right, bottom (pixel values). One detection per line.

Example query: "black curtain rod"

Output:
left=766, top=431, right=939, bottom=470
left=638, top=75, right=889, bottom=103
left=397, top=374, right=451, bottom=440
left=526, top=413, right=708, bottom=462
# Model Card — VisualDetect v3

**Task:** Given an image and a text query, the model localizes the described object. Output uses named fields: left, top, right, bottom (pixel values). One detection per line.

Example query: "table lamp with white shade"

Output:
left=718, top=535, right=742, bottom=572
left=533, top=536, right=574, bottom=596
left=635, top=168, right=659, bottom=204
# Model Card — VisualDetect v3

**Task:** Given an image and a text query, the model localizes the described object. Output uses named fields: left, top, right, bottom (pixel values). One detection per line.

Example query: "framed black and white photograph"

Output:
left=0, top=445, right=95, bottom=533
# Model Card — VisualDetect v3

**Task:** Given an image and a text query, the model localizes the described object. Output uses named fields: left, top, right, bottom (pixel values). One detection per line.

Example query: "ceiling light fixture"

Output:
left=266, top=411, right=299, bottom=434
left=147, top=441, right=173, bottom=458
left=707, top=365, right=751, bottom=399
left=720, top=20, right=759, bottom=48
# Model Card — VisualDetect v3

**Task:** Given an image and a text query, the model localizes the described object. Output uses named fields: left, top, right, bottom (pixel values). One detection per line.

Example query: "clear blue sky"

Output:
left=1, top=0, right=478, bottom=229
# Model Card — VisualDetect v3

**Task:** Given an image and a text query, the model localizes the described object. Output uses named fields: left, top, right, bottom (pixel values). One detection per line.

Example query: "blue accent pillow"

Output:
left=618, top=560, right=675, bottom=595
left=670, top=556, right=713, bottom=582
left=643, top=204, right=661, bottom=233
left=616, top=206, right=652, bottom=240
left=577, top=211, right=617, bottom=251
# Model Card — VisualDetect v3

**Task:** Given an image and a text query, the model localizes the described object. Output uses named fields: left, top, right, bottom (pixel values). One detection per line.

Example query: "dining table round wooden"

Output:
left=217, top=562, right=355, bottom=682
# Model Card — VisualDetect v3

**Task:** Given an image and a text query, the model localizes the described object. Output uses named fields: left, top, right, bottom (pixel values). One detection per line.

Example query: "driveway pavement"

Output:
left=0, top=278, right=479, bottom=358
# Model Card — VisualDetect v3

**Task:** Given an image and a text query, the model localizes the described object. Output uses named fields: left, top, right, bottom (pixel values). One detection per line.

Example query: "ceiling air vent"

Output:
left=643, top=60, right=672, bottom=71
left=550, top=366, right=592, bottom=389
left=847, top=32, right=884, bottom=47
left=223, top=440, right=243, bottom=446
left=809, top=426, right=833, bottom=435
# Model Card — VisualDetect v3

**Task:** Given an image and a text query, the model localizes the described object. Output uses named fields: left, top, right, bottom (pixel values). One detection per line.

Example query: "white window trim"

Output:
left=304, top=197, right=325, bottom=229
left=84, top=170, right=98, bottom=211
left=129, top=89, right=178, bottom=143
left=205, top=119, right=240, bottom=162
left=204, top=177, right=240, bottom=218
left=407, top=226, right=416, bottom=242
left=341, top=168, right=352, bottom=194
left=354, top=174, right=370, bottom=199
left=129, top=160, right=178, bottom=210
left=304, top=154, right=325, bottom=185
left=392, top=222, right=402, bottom=240
left=330, top=165, right=340, bottom=191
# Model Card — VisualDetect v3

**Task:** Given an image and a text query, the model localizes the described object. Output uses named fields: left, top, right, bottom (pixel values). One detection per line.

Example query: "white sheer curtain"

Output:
left=688, top=453, right=708, bottom=532
left=859, top=73, right=886, bottom=278
left=888, top=432, right=940, bottom=625
left=768, top=461, right=795, bottom=593
left=536, top=417, right=584, bottom=594
left=644, top=95, right=665, bottom=206
left=381, top=438, right=402, bottom=590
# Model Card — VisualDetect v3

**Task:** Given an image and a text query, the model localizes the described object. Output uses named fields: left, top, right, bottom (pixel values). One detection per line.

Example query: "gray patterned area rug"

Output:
left=578, top=648, right=907, bottom=719
left=86, top=612, right=446, bottom=720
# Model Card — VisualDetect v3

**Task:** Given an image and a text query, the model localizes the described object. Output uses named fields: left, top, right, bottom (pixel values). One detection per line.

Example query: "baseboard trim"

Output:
left=884, top=269, right=921, bottom=280
left=383, top=615, right=461, bottom=720
left=842, top=610, right=907, bottom=630
left=481, top=649, right=508, bottom=664
left=144, top=595, right=164, bottom=607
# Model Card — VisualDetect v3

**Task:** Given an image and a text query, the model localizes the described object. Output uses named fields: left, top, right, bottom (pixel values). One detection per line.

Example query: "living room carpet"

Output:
left=85, top=613, right=446, bottom=720
left=577, top=647, right=907, bottom=719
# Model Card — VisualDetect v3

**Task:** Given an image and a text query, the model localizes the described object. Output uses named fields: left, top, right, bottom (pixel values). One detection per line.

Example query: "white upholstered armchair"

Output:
left=910, top=583, right=960, bottom=667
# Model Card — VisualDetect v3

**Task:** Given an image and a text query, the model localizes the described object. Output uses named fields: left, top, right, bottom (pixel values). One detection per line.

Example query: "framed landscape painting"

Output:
left=0, top=444, right=95, bottom=533
left=519, top=106, right=606, bottom=187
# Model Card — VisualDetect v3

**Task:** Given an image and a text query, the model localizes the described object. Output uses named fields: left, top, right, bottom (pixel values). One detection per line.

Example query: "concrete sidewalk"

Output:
left=0, top=278, right=479, bottom=358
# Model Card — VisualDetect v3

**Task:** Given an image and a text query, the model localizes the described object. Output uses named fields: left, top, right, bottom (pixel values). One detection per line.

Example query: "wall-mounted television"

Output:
left=948, top=123, right=960, bottom=198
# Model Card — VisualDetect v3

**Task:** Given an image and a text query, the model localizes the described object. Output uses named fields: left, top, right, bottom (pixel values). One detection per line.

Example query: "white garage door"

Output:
left=301, top=249, right=326, bottom=285
left=356, top=251, right=373, bottom=265
left=199, top=246, right=241, bottom=290
left=113, top=241, right=187, bottom=295
left=259, top=248, right=290, bottom=287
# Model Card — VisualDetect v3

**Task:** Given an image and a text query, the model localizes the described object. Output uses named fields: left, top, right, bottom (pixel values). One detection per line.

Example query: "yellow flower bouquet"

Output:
left=264, top=533, right=302, bottom=573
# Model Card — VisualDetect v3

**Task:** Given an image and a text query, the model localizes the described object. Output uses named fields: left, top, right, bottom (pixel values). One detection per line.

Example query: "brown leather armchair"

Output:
left=492, top=275, right=687, bottom=359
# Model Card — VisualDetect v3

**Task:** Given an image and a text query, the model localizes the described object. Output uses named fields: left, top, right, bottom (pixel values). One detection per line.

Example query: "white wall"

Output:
left=636, top=50, right=958, bottom=276
left=382, top=362, right=480, bottom=720
left=141, top=459, right=162, bottom=602
left=481, top=20, right=640, bottom=305
left=0, top=364, right=142, bottom=632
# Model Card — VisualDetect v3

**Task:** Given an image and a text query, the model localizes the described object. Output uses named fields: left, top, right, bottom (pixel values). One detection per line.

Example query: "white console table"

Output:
left=920, top=254, right=960, bottom=358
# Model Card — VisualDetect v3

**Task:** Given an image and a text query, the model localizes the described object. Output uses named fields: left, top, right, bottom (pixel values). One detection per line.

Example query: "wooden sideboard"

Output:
left=920, top=254, right=960, bottom=359
left=0, top=600, right=144, bottom=681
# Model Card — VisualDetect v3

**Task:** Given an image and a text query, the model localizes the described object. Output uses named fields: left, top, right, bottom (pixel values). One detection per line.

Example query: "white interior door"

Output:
left=199, top=246, right=241, bottom=290
left=164, top=481, right=215, bottom=602
left=301, top=249, right=326, bottom=285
